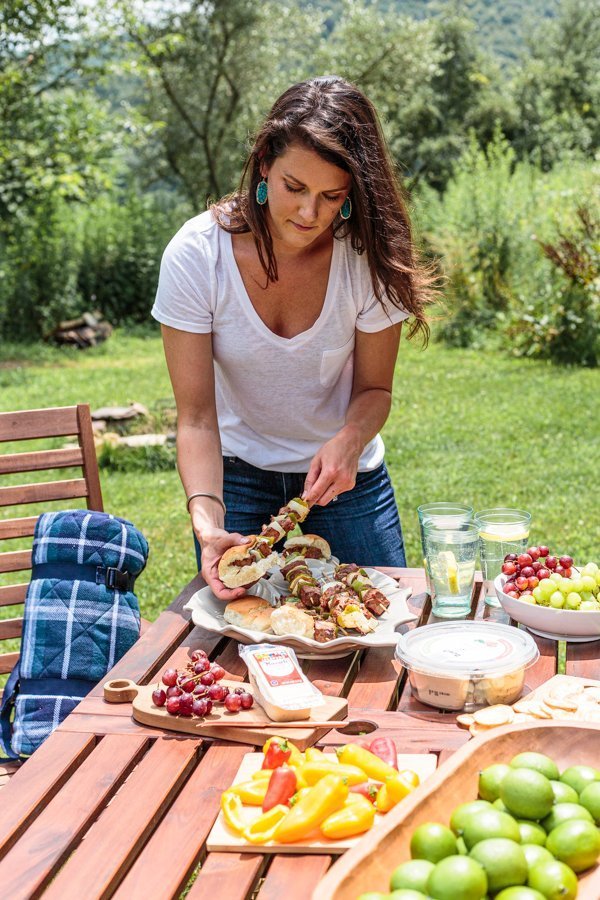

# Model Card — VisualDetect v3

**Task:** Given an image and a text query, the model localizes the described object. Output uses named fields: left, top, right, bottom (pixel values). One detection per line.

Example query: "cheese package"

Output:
left=239, top=643, right=324, bottom=722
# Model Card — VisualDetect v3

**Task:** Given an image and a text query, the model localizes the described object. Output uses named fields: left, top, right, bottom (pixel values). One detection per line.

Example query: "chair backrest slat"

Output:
left=0, top=407, right=80, bottom=442
left=0, top=583, right=28, bottom=606
left=0, top=478, right=88, bottom=508
left=0, top=446, right=84, bottom=476
left=0, top=404, right=104, bottom=672
left=0, top=550, right=32, bottom=574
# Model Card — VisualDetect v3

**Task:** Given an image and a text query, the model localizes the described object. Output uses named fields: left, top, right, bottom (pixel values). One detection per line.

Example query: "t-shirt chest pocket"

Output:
left=319, top=335, right=355, bottom=387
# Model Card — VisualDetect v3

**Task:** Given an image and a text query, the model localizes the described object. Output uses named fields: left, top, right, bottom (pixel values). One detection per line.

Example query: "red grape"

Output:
left=194, top=658, right=210, bottom=674
left=204, top=699, right=213, bottom=715
left=211, top=664, right=226, bottom=681
left=191, top=649, right=208, bottom=662
left=166, top=685, right=182, bottom=698
left=532, top=561, right=542, bottom=572
left=224, top=693, right=242, bottom=713
left=162, top=668, right=178, bottom=687
left=234, top=686, right=246, bottom=694
left=239, top=692, right=254, bottom=710
left=556, top=565, right=566, bottom=577
left=527, top=547, right=541, bottom=561
left=504, top=553, right=518, bottom=562
left=208, top=683, right=226, bottom=702
left=179, top=678, right=196, bottom=694
left=507, top=591, right=521, bottom=600
left=546, top=556, right=558, bottom=569
left=562, top=567, right=572, bottom=578
left=518, top=553, right=533, bottom=567
left=516, top=576, right=529, bottom=591
left=521, top=566, right=535, bottom=578
left=166, top=696, right=180, bottom=715
left=152, top=688, right=166, bottom=707
left=559, top=555, right=573, bottom=569
left=200, top=672, right=215, bottom=686
left=502, top=561, right=517, bottom=576
left=538, top=545, right=550, bottom=557
left=192, top=698, right=208, bottom=717
left=537, top=567, right=551, bottom=580
left=527, top=576, right=540, bottom=589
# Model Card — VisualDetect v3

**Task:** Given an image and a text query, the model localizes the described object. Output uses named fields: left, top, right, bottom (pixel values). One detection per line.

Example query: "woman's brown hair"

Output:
left=212, top=75, right=435, bottom=342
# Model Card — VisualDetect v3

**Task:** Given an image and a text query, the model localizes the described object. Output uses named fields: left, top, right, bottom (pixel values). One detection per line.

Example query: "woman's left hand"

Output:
left=302, top=426, right=362, bottom=507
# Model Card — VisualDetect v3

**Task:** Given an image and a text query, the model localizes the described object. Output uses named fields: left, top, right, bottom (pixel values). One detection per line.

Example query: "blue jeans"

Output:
left=194, top=456, right=406, bottom=569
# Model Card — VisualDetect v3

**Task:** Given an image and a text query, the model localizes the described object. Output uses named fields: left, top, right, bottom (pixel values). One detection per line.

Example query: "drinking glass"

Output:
left=423, top=522, right=479, bottom=618
left=474, top=508, right=532, bottom=607
left=417, top=503, right=474, bottom=595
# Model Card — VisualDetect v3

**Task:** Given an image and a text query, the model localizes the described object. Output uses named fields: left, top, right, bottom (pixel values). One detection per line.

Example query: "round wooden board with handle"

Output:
left=103, top=678, right=348, bottom=750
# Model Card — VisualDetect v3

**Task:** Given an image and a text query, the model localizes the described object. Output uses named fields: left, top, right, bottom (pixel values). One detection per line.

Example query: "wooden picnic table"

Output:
left=0, top=567, right=598, bottom=900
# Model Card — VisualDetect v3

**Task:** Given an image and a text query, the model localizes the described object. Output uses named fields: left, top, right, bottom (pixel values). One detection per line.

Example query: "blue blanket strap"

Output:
left=0, top=663, right=21, bottom=760
left=32, top=562, right=136, bottom=592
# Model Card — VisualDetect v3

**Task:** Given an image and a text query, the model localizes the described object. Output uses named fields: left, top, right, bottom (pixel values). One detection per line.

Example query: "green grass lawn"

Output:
left=1, top=329, right=599, bottom=623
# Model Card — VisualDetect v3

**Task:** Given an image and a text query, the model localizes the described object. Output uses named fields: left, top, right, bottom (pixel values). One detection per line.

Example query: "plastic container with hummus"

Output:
left=394, top=621, right=539, bottom=711
left=239, top=643, right=324, bottom=722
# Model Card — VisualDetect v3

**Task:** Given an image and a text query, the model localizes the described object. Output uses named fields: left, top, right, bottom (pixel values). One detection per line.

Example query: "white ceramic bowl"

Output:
left=494, top=574, right=600, bottom=642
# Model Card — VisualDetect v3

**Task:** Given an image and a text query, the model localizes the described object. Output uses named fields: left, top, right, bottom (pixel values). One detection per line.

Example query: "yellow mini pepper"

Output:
left=242, top=804, right=289, bottom=844
left=221, top=791, right=246, bottom=835
left=320, top=793, right=375, bottom=839
left=300, top=760, right=367, bottom=786
left=274, top=774, right=348, bottom=843
left=304, top=746, right=331, bottom=763
left=230, top=779, right=269, bottom=806
left=337, top=743, right=397, bottom=782
left=375, top=770, right=420, bottom=812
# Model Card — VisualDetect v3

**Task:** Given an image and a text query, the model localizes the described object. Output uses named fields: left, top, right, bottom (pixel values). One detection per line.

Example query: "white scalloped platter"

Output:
left=184, top=565, right=416, bottom=659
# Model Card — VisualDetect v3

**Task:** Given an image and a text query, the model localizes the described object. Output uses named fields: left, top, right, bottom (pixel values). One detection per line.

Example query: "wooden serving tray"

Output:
left=103, top=678, right=348, bottom=750
left=207, top=752, right=438, bottom=854
left=316, top=722, right=600, bottom=900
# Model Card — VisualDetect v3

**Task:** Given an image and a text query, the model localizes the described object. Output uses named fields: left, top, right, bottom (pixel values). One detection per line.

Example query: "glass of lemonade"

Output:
left=423, top=522, right=479, bottom=618
left=417, top=504, right=474, bottom=595
left=474, top=508, right=532, bottom=607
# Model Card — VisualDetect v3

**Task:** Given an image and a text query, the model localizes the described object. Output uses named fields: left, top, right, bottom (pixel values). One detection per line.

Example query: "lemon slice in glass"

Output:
left=438, top=550, right=460, bottom=594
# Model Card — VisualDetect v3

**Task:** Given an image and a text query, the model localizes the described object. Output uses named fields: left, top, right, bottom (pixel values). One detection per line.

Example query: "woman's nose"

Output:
left=298, top=196, right=319, bottom=223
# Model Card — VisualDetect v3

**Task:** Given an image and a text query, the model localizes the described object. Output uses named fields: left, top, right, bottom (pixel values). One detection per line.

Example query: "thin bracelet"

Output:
left=186, top=492, right=227, bottom=515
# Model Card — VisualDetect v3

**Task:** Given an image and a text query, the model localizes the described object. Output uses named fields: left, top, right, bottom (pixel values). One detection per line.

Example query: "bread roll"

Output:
left=223, top=596, right=274, bottom=632
left=218, top=537, right=278, bottom=588
left=271, top=605, right=315, bottom=639
left=283, top=534, right=331, bottom=559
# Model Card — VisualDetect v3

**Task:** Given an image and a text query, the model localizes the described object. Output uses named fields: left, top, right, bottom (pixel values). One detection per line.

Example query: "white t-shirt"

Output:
left=152, top=210, right=409, bottom=473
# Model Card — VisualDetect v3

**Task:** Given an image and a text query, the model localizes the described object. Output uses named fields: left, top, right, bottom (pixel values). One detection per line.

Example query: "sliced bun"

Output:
left=223, top=596, right=274, bottom=632
left=283, top=534, right=331, bottom=558
left=218, top=538, right=278, bottom=588
left=271, top=605, right=315, bottom=639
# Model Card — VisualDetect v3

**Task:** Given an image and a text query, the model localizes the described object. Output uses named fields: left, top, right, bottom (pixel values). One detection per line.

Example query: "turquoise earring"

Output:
left=256, top=179, right=268, bottom=205
left=340, top=196, right=352, bottom=220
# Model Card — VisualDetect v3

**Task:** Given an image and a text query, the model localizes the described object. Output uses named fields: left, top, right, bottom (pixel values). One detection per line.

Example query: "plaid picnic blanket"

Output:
left=1, top=509, right=148, bottom=758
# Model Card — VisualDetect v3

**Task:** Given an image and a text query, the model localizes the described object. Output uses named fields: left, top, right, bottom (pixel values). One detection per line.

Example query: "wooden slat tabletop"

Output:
left=2, top=566, right=598, bottom=900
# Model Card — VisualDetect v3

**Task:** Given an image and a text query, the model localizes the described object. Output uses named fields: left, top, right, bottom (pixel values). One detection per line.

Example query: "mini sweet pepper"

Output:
left=274, top=773, right=348, bottom=843
left=300, top=760, right=367, bottom=786
left=242, top=804, right=289, bottom=844
left=337, top=743, right=397, bottom=782
left=320, top=793, right=376, bottom=839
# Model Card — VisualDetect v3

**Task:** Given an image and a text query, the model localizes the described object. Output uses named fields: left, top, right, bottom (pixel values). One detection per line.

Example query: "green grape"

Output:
left=569, top=578, right=584, bottom=593
left=532, top=586, right=544, bottom=603
left=550, top=572, right=562, bottom=584
left=580, top=600, right=600, bottom=611
left=550, top=591, right=566, bottom=608
left=539, top=579, right=557, bottom=600
left=580, top=591, right=594, bottom=603
left=559, top=579, right=573, bottom=595
left=566, top=592, right=582, bottom=610
left=581, top=562, right=599, bottom=576
left=581, top=575, right=596, bottom=592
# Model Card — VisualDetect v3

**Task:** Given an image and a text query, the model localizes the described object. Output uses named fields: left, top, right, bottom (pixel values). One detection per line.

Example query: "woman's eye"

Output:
left=325, top=195, right=341, bottom=202
left=284, top=183, right=302, bottom=193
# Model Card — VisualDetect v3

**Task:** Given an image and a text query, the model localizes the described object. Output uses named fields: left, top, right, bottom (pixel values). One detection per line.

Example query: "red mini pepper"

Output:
left=262, top=738, right=292, bottom=770
left=262, top=766, right=297, bottom=812
left=369, top=737, right=398, bottom=770
left=349, top=782, right=380, bottom=803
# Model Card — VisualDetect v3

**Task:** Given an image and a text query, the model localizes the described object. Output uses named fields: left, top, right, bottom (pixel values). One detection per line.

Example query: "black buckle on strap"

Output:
left=96, top=566, right=134, bottom=592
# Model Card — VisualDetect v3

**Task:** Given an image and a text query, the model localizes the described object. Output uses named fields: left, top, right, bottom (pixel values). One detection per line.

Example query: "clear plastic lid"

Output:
left=395, top=621, right=539, bottom=677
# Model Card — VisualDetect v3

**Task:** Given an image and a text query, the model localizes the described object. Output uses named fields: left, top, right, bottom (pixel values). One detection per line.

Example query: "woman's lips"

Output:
left=290, top=221, right=315, bottom=232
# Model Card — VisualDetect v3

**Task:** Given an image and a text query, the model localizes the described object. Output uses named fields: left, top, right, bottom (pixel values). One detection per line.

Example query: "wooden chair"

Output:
left=0, top=405, right=103, bottom=783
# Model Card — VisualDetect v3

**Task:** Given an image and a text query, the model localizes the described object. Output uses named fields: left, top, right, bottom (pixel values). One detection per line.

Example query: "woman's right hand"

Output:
left=195, top=524, right=254, bottom=601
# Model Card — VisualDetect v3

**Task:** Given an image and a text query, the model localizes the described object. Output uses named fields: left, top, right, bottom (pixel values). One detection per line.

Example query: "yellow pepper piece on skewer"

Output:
left=300, top=760, right=367, bottom=786
left=221, top=791, right=246, bottom=835
left=274, top=774, right=348, bottom=843
left=320, top=793, right=376, bottom=839
left=242, top=804, right=289, bottom=844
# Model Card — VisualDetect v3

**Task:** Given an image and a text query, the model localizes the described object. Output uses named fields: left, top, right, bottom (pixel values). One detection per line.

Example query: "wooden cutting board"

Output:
left=103, top=678, right=348, bottom=749
left=207, top=752, right=438, bottom=854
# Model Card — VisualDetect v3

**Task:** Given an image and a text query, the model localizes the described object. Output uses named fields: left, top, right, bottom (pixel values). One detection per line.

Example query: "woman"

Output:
left=152, top=75, right=434, bottom=601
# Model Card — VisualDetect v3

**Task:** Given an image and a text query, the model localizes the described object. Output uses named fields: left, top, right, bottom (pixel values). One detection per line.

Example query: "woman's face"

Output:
left=261, top=143, right=351, bottom=251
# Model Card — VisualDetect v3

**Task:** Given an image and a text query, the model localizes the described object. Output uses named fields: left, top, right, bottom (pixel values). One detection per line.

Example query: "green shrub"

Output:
left=98, top=439, right=177, bottom=473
